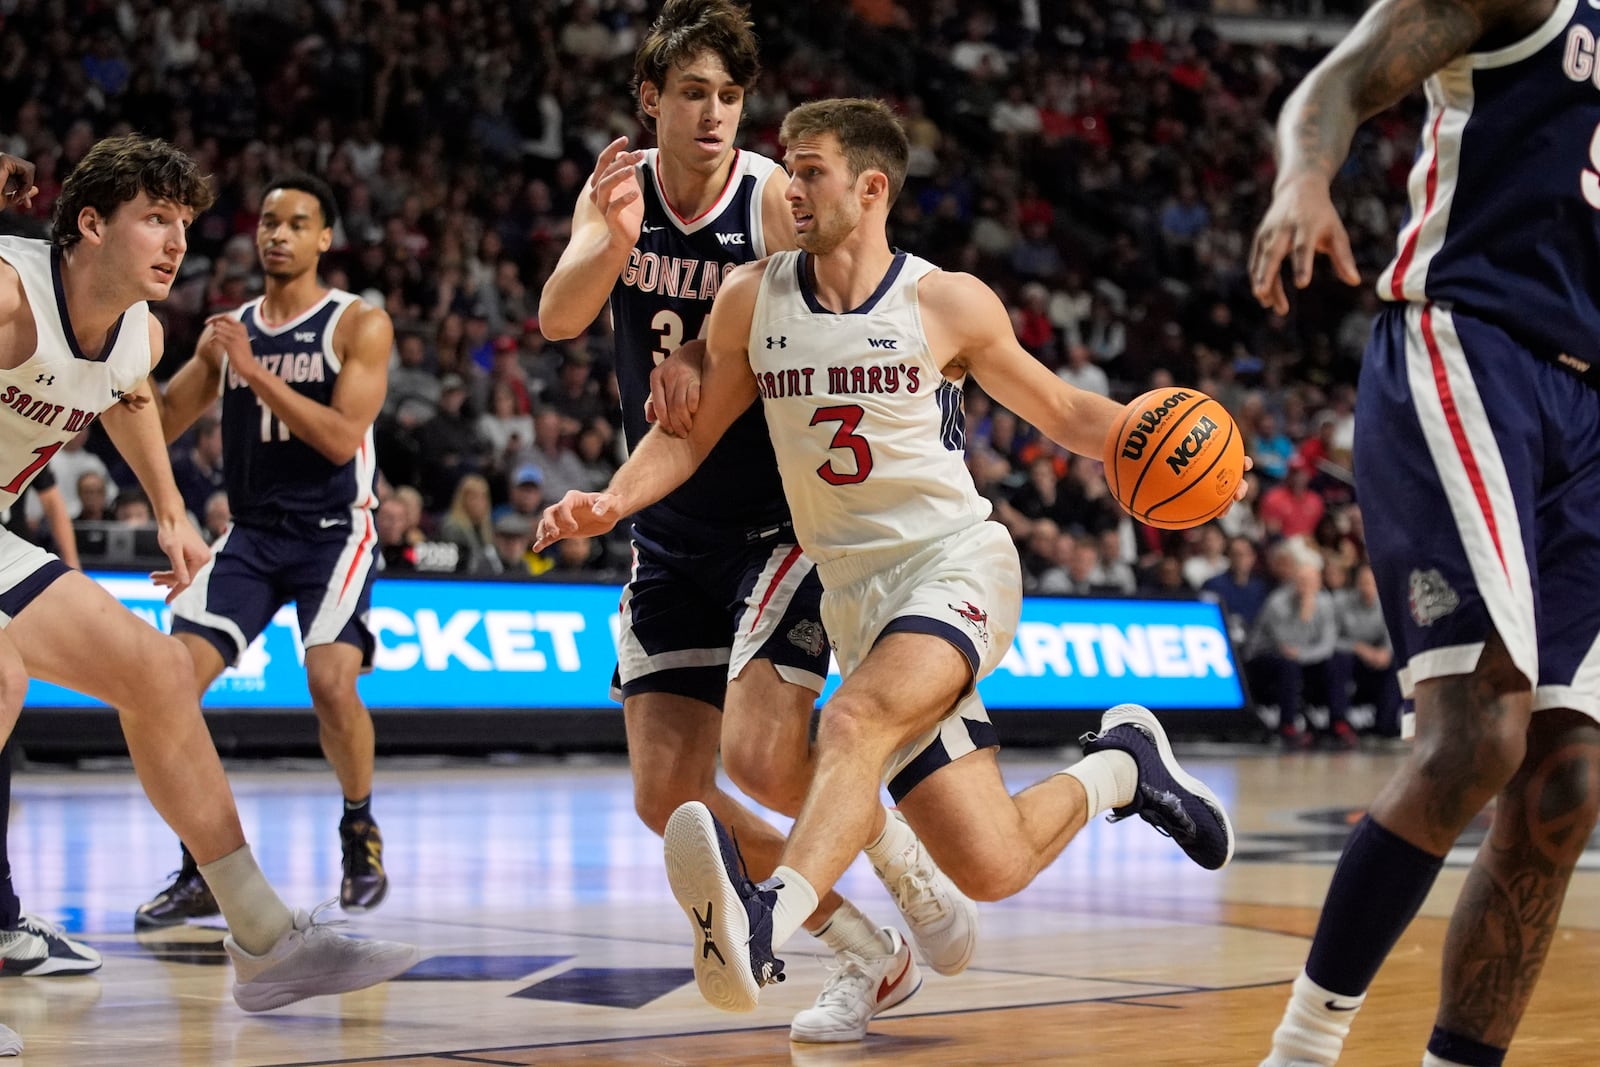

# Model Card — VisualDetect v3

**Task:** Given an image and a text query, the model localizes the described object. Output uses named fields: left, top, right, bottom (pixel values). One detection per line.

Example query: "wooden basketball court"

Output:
left=5, top=746, right=1597, bottom=1065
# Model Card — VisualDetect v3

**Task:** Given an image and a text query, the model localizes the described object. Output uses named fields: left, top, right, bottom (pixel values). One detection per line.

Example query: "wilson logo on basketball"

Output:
left=1119, top=390, right=1193, bottom=460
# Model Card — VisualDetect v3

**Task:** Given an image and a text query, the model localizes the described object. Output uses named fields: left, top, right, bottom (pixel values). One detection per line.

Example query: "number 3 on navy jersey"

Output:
left=648, top=309, right=709, bottom=366
left=810, top=404, right=873, bottom=485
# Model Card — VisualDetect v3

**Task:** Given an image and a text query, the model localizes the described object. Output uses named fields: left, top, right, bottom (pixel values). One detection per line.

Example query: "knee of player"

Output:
left=1533, top=733, right=1600, bottom=829
left=307, top=667, right=364, bottom=717
left=722, top=747, right=806, bottom=816
left=814, top=694, right=890, bottom=752
left=125, top=636, right=203, bottom=710
left=632, top=774, right=701, bottom=836
left=952, top=855, right=1034, bottom=902
left=0, top=654, right=26, bottom=719
left=1413, top=703, right=1529, bottom=795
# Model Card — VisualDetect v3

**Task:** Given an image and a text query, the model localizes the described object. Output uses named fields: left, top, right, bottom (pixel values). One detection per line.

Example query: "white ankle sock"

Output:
left=808, top=898, right=891, bottom=958
left=1266, top=970, right=1366, bottom=1066
left=1059, top=750, right=1138, bottom=819
left=769, top=864, right=819, bottom=949
left=198, top=845, right=294, bottom=956
left=1421, top=1055, right=1470, bottom=1067
left=864, top=807, right=918, bottom=875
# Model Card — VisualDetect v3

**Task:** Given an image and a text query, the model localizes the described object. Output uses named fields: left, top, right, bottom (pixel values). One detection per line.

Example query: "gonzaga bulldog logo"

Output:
left=1408, top=568, right=1460, bottom=626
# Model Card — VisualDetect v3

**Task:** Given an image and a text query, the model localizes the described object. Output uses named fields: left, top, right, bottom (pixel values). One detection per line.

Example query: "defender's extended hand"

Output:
left=1249, top=175, right=1361, bottom=315
left=644, top=339, right=705, bottom=438
left=534, top=489, right=625, bottom=551
left=152, top=519, right=212, bottom=603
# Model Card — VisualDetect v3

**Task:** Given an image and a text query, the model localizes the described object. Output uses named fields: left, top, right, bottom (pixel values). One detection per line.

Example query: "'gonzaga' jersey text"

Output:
left=610, top=148, right=789, bottom=543
left=222, top=290, right=378, bottom=525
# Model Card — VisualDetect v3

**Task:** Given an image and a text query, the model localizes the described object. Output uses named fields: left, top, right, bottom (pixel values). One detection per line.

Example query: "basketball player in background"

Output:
left=539, top=0, right=974, bottom=1041
left=0, top=139, right=414, bottom=1057
left=536, top=97, right=1242, bottom=1015
left=141, top=172, right=393, bottom=927
left=1249, top=0, right=1600, bottom=1064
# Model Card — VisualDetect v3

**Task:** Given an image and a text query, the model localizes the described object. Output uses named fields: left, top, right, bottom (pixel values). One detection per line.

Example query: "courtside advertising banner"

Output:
left=27, top=573, right=1246, bottom=712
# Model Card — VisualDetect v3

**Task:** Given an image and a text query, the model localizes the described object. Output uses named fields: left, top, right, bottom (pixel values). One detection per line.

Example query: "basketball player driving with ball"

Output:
left=536, top=97, right=1251, bottom=1015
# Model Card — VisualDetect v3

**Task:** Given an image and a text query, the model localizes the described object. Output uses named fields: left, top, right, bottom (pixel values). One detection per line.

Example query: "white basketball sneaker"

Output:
left=226, top=904, right=420, bottom=1012
left=0, top=1023, right=18, bottom=1057
left=871, top=811, right=978, bottom=976
left=790, top=926, right=921, bottom=1043
left=0, top=913, right=102, bottom=976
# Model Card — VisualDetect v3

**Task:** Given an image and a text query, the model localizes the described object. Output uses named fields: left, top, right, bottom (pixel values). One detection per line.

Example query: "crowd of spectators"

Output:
left=0, top=0, right=1412, bottom=741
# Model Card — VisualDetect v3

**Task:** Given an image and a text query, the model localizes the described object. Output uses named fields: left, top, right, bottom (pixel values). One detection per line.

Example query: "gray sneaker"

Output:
left=0, top=1022, right=19, bottom=1056
left=225, top=904, right=420, bottom=1012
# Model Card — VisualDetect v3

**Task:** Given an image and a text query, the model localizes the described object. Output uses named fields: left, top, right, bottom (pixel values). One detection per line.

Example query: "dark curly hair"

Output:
left=632, top=0, right=760, bottom=134
left=52, top=135, right=215, bottom=247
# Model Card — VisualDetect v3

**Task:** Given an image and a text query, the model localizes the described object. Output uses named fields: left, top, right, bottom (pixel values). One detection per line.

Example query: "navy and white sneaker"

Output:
left=1079, top=704, right=1236, bottom=870
left=663, top=801, right=786, bottom=1012
left=0, top=913, right=103, bottom=976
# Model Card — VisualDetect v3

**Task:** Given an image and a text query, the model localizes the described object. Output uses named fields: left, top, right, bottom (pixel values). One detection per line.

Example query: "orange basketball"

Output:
left=1103, top=387, right=1244, bottom=530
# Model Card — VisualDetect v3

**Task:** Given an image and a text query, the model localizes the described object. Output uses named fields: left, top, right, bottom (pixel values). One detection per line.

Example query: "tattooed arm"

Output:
left=1249, top=0, right=1540, bottom=313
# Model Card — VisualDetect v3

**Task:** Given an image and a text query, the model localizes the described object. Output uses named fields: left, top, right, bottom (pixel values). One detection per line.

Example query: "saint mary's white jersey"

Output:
left=748, top=249, right=990, bottom=579
left=0, top=236, right=151, bottom=511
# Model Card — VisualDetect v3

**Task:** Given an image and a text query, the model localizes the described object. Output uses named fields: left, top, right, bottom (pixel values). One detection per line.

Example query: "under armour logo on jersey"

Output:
left=867, top=338, right=898, bottom=349
left=715, top=232, right=746, bottom=246
left=34, top=374, right=53, bottom=385
left=766, top=336, right=787, bottom=349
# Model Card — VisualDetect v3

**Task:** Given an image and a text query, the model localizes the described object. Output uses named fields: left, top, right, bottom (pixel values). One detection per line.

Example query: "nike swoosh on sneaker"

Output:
left=876, top=954, right=912, bottom=1003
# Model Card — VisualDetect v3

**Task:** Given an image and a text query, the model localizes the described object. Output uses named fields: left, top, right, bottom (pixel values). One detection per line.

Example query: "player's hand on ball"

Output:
left=534, top=490, right=624, bottom=551
left=1104, top=388, right=1247, bottom=530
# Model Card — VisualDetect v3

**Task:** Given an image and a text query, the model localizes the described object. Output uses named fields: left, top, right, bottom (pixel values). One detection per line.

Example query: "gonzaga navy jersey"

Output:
left=222, top=290, right=377, bottom=524
left=0, top=237, right=149, bottom=512
left=611, top=148, right=789, bottom=542
left=749, top=250, right=990, bottom=567
left=1378, top=0, right=1600, bottom=364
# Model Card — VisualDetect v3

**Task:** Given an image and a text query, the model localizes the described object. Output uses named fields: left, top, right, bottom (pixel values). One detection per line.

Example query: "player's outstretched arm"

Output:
left=1249, top=0, right=1517, bottom=313
left=929, top=272, right=1123, bottom=459
left=539, top=137, right=646, bottom=340
left=535, top=262, right=764, bottom=551
left=101, top=317, right=209, bottom=600
left=158, top=320, right=225, bottom=444
left=213, top=302, right=393, bottom=464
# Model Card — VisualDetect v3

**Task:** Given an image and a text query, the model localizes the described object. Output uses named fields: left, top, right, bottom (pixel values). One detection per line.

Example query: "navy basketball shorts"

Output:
left=817, top=520, right=1021, bottom=802
left=1357, top=303, right=1600, bottom=728
left=169, top=512, right=379, bottom=668
left=613, top=529, right=829, bottom=708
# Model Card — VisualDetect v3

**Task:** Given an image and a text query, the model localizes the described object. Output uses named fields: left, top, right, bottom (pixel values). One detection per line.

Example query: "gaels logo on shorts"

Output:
left=949, top=601, right=990, bottom=645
